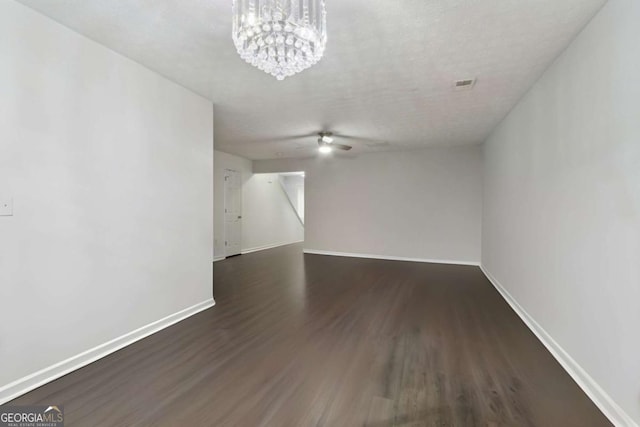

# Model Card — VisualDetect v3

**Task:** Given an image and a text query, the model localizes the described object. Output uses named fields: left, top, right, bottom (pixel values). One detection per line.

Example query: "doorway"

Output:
left=240, top=172, right=305, bottom=253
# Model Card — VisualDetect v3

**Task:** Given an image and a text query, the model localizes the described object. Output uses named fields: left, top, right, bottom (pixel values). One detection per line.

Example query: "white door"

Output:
left=224, top=169, right=242, bottom=257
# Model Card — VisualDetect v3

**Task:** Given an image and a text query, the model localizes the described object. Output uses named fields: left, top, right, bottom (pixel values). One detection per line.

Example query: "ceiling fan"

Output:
left=252, top=130, right=387, bottom=156
left=316, top=132, right=352, bottom=154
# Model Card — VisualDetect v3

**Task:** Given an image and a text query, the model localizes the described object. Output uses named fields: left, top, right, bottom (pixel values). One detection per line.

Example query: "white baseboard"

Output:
left=213, top=256, right=226, bottom=262
left=303, top=249, right=480, bottom=267
left=480, top=265, right=637, bottom=427
left=241, top=241, right=304, bottom=255
left=0, top=298, right=215, bottom=405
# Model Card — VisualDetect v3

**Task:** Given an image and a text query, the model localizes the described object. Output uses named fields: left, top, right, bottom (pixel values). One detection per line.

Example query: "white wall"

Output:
left=482, top=0, right=640, bottom=424
left=0, top=0, right=214, bottom=397
left=214, top=151, right=303, bottom=256
left=255, top=146, right=482, bottom=264
left=242, top=174, right=304, bottom=252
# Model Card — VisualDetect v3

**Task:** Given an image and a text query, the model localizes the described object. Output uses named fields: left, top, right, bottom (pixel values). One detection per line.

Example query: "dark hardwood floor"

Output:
left=8, top=244, right=611, bottom=426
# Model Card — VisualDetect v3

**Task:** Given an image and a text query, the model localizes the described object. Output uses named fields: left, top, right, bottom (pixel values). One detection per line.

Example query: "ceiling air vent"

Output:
left=454, top=78, right=476, bottom=90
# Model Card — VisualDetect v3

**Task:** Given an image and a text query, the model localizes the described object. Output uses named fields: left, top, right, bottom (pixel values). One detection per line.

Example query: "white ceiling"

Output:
left=17, top=0, right=606, bottom=160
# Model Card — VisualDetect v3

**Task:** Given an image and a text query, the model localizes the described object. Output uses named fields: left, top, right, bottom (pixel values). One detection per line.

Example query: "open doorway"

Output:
left=278, top=172, right=305, bottom=225
left=239, top=171, right=305, bottom=254
left=221, top=168, right=305, bottom=258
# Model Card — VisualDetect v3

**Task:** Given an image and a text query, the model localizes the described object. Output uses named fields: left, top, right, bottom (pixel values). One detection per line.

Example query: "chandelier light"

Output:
left=232, top=0, right=327, bottom=80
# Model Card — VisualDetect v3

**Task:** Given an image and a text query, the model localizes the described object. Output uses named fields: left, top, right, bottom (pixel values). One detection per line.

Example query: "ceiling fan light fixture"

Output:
left=321, top=135, right=334, bottom=144
left=318, top=145, right=332, bottom=154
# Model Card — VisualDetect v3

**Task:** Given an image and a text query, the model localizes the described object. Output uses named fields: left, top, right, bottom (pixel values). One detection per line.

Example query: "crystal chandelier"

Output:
left=232, top=0, right=327, bottom=80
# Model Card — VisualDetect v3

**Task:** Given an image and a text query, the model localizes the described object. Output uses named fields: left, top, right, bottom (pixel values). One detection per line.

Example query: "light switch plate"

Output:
left=0, top=198, right=13, bottom=216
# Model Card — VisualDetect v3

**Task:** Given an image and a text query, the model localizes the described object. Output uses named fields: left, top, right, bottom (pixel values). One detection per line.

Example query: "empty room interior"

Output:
left=1, top=0, right=639, bottom=426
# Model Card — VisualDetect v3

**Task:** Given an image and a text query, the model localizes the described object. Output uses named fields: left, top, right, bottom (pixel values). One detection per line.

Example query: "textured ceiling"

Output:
left=17, top=0, right=606, bottom=160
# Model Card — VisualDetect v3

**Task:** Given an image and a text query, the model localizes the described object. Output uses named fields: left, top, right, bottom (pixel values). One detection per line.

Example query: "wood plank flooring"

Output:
left=8, top=244, right=612, bottom=426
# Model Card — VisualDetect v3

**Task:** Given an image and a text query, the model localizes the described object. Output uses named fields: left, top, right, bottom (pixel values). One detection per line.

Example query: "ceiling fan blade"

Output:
left=333, top=143, right=352, bottom=151
left=278, top=132, right=319, bottom=141
left=333, top=134, right=381, bottom=143
left=317, top=139, right=352, bottom=151
left=332, top=133, right=357, bottom=140
left=241, top=132, right=319, bottom=145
